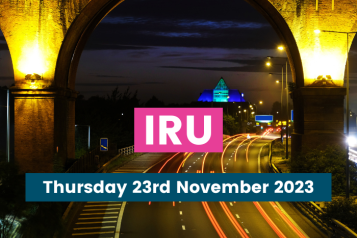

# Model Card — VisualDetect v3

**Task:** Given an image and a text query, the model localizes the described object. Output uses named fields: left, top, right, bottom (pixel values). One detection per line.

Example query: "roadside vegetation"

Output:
left=272, top=144, right=357, bottom=230
left=223, top=114, right=241, bottom=135
left=0, top=155, right=64, bottom=238
left=322, top=198, right=357, bottom=231
left=290, top=146, right=357, bottom=196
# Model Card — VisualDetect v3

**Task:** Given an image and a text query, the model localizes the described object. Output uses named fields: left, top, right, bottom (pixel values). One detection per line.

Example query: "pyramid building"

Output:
left=198, top=77, right=245, bottom=103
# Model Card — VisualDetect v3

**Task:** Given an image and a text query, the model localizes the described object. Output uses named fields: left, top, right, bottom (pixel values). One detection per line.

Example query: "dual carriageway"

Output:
left=68, top=131, right=326, bottom=238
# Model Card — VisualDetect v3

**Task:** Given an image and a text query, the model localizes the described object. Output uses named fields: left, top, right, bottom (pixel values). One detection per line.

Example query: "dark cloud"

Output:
left=83, top=0, right=280, bottom=51
left=77, top=83, right=137, bottom=86
left=160, top=65, right=258, bottom=72
left=159, top=57, right=279, bottom=73
left=244, top=88, right=272, bottom=92
left=87, top=44, right=153, bottom=51
left=85, top=21, right=279, bottom=50
left=160, top=53, right=185, bottom=57
left=76, top=82, right=165, bottom=86
left=95, top=75, right=126, bottom=78
left=107, top=0, right=268, bottom=23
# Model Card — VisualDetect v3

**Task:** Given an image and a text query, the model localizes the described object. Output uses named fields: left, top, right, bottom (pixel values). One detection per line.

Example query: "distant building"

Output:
left=198, top=77, right=245, bottom=103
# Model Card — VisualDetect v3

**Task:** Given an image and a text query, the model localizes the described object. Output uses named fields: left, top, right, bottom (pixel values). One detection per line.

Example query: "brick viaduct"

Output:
left=0, top=0, right=355, bottom=172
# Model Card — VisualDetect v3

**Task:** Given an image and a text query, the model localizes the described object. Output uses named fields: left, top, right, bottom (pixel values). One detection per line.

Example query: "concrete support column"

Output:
left=291, top=87, right=346, bottom=155
left=12, top=88, right=77, bottom=173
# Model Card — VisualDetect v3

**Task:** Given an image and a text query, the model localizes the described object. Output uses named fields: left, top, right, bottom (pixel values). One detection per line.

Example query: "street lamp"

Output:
left=75, top=125, right=91, bottom=150
left=5, top=89, right=10, bottom=162
left=244, top=109, right=247, bottom=121
left=315, top=29, right=357, bottom=198
left=267, top=55, right=289, bottom=156
left=1, top=88, right=11, bottom=162
left=269, top=73, right=284, bottom=136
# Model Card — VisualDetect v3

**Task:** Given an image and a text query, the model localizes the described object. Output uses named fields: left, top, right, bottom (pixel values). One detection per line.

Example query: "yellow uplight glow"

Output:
left=314, top=29, right=321, bottom=34
left=278, top=46, right=284, bottom=51
left=266, top=62, right=271, bottom=66
left=18, top=43, right=46, bottom=76
left=301, top=32, right=346, bottom=86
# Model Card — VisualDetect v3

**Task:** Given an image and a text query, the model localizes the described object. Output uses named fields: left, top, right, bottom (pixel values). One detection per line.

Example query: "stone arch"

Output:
left=0, top=30, right=15, bottom=85
left=55, top=0, right=304, bottom=90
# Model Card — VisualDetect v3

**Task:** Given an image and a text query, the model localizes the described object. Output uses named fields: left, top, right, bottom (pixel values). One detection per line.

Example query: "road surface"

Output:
left=66, top=134, right=327, bottom=238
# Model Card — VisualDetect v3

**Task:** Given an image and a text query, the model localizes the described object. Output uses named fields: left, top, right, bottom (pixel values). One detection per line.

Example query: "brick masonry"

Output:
left=3, top=0, right=354, bottom=171
left=269, top=0, right=357, bottom=86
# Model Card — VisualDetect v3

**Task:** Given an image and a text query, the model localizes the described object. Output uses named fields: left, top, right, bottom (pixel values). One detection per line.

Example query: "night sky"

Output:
left=1, top=0, right=357, bottom=112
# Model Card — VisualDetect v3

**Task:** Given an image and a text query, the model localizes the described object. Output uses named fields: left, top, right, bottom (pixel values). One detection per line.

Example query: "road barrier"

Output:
left=270, top=158, right=357, bottom=237
left=118, top=145, right=134, bottom=155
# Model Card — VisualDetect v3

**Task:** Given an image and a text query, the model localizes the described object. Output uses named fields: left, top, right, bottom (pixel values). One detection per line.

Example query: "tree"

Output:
left=270, top=101, right=293, bottom=122
left=0, top=161, right=28, bottom=238
left=322, top=198, right=357, bottom=230
left=145, top=96, right=165, bottom=107
left=290, top=146, right=357, bottom=196
left=223, top=114, right=240, bottom=135
left=75, top=87, right=141, bottom=153
left=0, top=156, right=64, bottom=238
left=270, top=101, right=282, bottom=121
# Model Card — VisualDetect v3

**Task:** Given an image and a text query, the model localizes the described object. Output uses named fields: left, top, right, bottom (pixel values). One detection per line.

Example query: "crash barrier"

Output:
left=118, top=145, right=134, bottom=155
left=271, top=159, right=356, bottom=237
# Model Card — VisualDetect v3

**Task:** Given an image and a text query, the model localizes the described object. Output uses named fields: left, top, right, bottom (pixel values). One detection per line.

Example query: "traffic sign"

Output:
left=291, top=110, right=294, bottom=122
left=255, top=115, right=273, bottom=123
left=100, top=138, right=108, bottom=151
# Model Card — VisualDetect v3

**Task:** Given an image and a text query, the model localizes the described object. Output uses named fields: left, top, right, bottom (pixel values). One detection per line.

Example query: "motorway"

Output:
left=67, top=134, right=327, bottom=238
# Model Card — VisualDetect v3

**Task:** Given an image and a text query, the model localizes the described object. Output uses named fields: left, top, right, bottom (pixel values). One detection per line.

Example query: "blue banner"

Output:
left=255, top=115, right=273, bottom=123
left=26, top=173, right=331, bottom=202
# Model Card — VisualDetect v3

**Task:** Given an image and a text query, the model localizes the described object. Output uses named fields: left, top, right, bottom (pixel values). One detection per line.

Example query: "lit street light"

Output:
left=266, top=54, right=289, bottom=156
left=315, top=29, right=357, bottom=198
left=75, top=125, right=91, bottom=150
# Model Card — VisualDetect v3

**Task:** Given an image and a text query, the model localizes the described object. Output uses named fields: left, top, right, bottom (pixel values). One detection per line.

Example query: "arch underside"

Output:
left=55, top=0, right=304, bottom=91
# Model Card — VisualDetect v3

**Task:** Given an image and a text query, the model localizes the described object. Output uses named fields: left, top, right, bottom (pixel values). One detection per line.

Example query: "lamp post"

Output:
left=269, top=73, right=284, bottom=142
left=259, top=101, right=263, bottom=115
left=269, top=73, right=284, bottom=121
left=75, top=125, right=91, bottom=150
left=266, top=53, right=289, bottom=159
left=315, top=30, right=357, bottom=199
left=244, top=109, right=247, bottom=121
left=6, top=89, right=10, bottom=162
